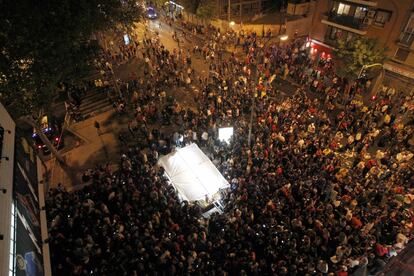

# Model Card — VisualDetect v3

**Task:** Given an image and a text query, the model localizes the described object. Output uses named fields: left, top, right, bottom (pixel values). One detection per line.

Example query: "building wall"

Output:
left=366, top=0, right=413, bottom=63
left=0, top=103, right=51, bottom=276
left=406, top=52, right=414, bottom=66
left=217, top=0, right=264, bottom=19
left=308, top=0, right=414, bottom=93
left=309, top=0, right=330, bottom=42
left=0, top=102, right=16, bottom=276
left=287, top=14, right=314, bottom=39
left=310, top=1, right=414, bottom=64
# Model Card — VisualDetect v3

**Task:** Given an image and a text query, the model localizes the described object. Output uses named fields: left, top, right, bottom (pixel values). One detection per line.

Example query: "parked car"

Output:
left=147, top=7, right=157, bottom=19
left=32, top=115, right=64, bottom=154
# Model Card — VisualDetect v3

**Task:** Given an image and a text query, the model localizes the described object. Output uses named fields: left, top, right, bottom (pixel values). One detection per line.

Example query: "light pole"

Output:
left=358, top=63, right=383, bottom=79
left=247, top=86, right=256, bottom=148
left=247, top=63, right=258, bottom=148
left=247, top=35, right=287, bottom=146
left=227, top=0, right=231, bottom=22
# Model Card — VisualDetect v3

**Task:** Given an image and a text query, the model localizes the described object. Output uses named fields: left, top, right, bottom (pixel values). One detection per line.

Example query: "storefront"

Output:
left=304, top=38, right=334, bottom=63
left=0, top=102, right=51, bottom=276
left=383, top=62, right=414, bottom=95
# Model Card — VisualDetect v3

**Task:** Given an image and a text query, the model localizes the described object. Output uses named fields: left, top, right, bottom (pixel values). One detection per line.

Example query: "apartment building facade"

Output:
left=216, top=0, right=268, bottom=20
left=0, top=102, right=51, bottom=276
left=307, top=0, right=414, bottom=92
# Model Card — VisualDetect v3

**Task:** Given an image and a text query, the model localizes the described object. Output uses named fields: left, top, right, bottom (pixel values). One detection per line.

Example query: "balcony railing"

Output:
left=324, top=36, right=339, bottom=47
left=342, top=0, right=377, bottom=7
left=325, top=12, right=367, bottom=30
left=398, top=32, right=414, bottom=48
left=288, top=0, right=311, bottom=3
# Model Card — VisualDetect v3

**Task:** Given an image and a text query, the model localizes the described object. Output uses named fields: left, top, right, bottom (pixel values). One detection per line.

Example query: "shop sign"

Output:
left=384, top=63, right=414, bottom=80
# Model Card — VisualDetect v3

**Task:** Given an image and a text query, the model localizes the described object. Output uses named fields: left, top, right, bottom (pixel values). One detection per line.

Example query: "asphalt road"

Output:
left=143, top=17, right=300, bottom=102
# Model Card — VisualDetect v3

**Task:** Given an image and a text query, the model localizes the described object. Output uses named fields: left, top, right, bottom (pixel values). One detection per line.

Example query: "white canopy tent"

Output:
left=157, top=144, right=229, bottom=202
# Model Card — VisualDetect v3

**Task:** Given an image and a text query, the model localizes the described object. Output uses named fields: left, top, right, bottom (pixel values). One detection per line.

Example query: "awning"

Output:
left=310, top=39, right=334, bottom=54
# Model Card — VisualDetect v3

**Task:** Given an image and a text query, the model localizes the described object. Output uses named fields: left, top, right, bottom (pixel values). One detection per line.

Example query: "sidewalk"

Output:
left=45, top=109, right=127, bottom=191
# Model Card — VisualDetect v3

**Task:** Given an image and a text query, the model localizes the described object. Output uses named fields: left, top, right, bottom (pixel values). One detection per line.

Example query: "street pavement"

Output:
left=45, top=111, right=123, bottom=191
left=45, top=18, right=201, bottom=189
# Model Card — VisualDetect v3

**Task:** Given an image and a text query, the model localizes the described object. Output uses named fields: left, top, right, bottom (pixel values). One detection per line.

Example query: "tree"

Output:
left=177, top=0, right=201, bottom=14
left=149, top=0, right=165, bottom=8
left=196, top=0, right=217, bottom=19
left=0, top=0, right=142, bottom=118
left=0, top=0, right=142, bottom=162
left=334, top=37, right=388, bottom=80
left=263, top=0, right=287, bottom=12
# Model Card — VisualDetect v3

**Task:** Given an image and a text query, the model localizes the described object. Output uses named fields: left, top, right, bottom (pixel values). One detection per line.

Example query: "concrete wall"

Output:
left=287, top=2, right=312, bottom=16
left=234, top=23, right=282, bottom=35
left=0, top=103, right=16, bottom=276
left=286, top=14, right=315, bottom=38
left=217, top=0, right=264, bottom=18
left=406, top=52, right=414, bottom=66
left=309, top=0, right=330, bottom=42
left=183, top=9, right=315, bottom=41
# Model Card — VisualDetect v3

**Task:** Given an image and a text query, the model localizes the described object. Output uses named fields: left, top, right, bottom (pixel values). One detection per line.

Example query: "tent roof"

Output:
left=157, top=144, right=229, bottom=202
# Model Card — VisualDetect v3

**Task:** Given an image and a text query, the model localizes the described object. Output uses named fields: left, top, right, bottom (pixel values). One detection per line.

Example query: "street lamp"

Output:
left=247, top=64, right=258, bottom=148
left=279, top=34, right=288, bottom=41
left=227, top=0, right=231, bottom=22
left=358, top=63, right=383, bottom=79
left=276, top=34, right=288, bottom=47
left=229, top=21, right=235, bottom=26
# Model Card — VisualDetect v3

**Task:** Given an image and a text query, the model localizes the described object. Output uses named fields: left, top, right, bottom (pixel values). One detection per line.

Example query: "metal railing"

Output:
left=288, top=0, right=311, bottom=3
left=325, top=12, right=367, bottom=30
left=398, top=32, right=414, bottom=47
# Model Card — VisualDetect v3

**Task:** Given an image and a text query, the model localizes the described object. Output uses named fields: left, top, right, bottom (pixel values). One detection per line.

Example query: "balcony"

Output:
left=343, top=0, right=377, bottom=7
left=327, top=13, right=367, bottom=29
left=397, top=32, right=414, bottom=50
left=321, top=12, right=368, bottom=35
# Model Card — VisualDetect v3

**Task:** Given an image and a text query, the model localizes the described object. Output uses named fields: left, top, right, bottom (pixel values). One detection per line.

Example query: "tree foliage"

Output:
left=177, top=0, right=201, bottom=14
left=0, top=0, right=142, bottom=117
left=196, top=0, right=217, bottom=19
left=334, top=37, right=387, bottom=80
left=263, top=0, right=287, bottom=12
left=149, top=0, right=165, bottom=8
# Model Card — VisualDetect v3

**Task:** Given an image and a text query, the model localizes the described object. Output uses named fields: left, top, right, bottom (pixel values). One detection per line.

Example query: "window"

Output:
left=326, top=26, right=359, bottom=45
left=354, top=7, right=367, bottom=19
left=327, top=26, right=343, bottom=40
left=399, top=14, right=414, bottom=46
left=337, top=3, right=350, bottom=15
left=345, top=31, right=355, bottom=42
left=374, top=10, right=392, bottom=27
left=400, top=32, right=414, bottom=46
left=394, top=48, right=410, bottom=62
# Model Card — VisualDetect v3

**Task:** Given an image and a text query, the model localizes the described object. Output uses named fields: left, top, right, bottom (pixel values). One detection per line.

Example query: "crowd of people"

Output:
left=47, top=16, right=414, bottom=276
